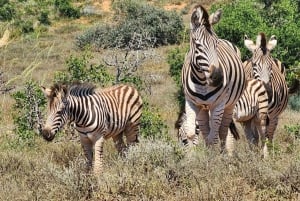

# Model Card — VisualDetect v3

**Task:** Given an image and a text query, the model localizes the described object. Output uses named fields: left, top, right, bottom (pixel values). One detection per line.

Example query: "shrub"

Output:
left=0, top=1, right=15, bottom=21
left=11, top=80, right=46, bottom=146
left=140, top=101, right=169, bottom=141
left=54, top=0, right=80, bottom=19
left=54, top=53, right=114, bottom=86
left=38, top=11, right=51, bottom=25
left=76, top=0, right=184, bottom=50
left=211, top=0, right=300, bottom=67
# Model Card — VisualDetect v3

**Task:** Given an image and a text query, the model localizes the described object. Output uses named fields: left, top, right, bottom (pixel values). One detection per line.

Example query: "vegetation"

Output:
left=76, top=0, right=185, bottom=50
left=1, top=0, right=300, bottom=200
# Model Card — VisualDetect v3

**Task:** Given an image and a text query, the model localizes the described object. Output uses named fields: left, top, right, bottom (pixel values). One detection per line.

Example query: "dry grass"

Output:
left=0, top=0, right=300, bottom=200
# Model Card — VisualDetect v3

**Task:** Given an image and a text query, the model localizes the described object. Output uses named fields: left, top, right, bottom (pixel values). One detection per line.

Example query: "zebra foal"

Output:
left=180, top=5, right=246, bottom=153
left=232, top=78, right=269, bottom=156
left=41, top=83, right=143, bottom=174
left=243, top=33, right=289, bottom=157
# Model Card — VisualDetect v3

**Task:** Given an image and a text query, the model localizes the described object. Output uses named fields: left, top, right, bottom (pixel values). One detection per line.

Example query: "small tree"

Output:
left=11, top=81, right=46, bottom=146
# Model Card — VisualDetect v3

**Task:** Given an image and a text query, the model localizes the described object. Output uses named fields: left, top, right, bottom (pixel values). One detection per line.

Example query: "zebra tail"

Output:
left=288, top=79, right=300, bottom=95
left=229, top=120, right=240, bottom=140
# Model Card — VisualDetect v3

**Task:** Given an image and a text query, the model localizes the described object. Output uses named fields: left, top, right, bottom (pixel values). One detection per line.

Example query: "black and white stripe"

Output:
left=180, top=5, right=246, bottom=152
left=233, top=78, right=269, bottom=156
left=41, top=83, right=143, bottom=174
left=243, top=33, right=289, bottom=156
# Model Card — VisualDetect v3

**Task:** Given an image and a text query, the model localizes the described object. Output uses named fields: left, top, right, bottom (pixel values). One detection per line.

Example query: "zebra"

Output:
left=41, top=83, right=143, bottom=174
left=232, top=78, right=269, bottom=157
left=243, top=33, right=289, bottom=157
left=180, top=5, right=246, bottom=153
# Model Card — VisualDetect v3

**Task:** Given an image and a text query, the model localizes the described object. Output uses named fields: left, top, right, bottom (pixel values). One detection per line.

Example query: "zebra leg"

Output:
left=219, top=106, right=234, bottom=154
left=182, top=100, right=198, bottom=146
left=112, top=133, right=126, bottom=156
left=206, top=104, right=225, bottom=147
left=80, top=135, right=93, bottom=172
left=264, top=117, right=279, bottom=158
left=243, top=120, right=258, bottom=148
left=93, top=136, right=105, bottom=175
left=124, top=122, right=140, bottom=145
left=196, top=109, right=209, bottom=144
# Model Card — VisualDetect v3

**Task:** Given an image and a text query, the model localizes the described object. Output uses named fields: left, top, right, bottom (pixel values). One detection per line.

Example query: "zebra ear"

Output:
left=267, top=35, right=277, bottom=51
left=244, top=35, right=257, bottom=52
left=190, top=7, right=202, bottom=29
left=41, top=86, right=52, bottom=98
left=209, top=9, right=222, bottom=25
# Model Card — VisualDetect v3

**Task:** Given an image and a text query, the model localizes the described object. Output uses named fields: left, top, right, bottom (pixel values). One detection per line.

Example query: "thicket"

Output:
left=0, top=0, right=80, bottom=35
left=76, top=0, right=184, bottom=50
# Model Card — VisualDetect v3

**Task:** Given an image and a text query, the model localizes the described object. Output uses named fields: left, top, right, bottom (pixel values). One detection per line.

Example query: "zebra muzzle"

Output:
left=41, top=129, right=55, bottom=141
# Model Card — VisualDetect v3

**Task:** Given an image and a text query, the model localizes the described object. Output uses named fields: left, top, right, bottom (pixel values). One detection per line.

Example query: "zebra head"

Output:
left=189, top=5, right=223, bottom=86
left=244, top=33, right=278, bottom=84
left=41, top=84, right=69, bottom=141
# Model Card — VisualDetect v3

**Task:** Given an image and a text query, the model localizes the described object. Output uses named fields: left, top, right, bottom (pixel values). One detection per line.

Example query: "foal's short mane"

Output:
left=259, top=32, right=267, bottom=54
left=69, top=83, right=96, bottom=96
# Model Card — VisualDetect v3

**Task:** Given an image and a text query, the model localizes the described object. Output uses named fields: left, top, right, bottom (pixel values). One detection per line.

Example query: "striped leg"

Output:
left=112, top=133, right=126, bottom=155
left=94, top=136, right=105, bottom=175
left=206, top=104, right=225, bottom=146
left=124, top=122, right=140, bottom=145
left=264, top=117, right=279, bottom=158
left=219, top=106, right=234, bottom=154
left=80, top=135, right=93, bottom=172
left=197, top=109, right=209, bottom=143
left=183, top=100, right=198, bottom=146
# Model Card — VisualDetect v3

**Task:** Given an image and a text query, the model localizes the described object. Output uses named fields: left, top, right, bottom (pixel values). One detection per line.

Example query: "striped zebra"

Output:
left=232, top=78, right=269, bottom=156
left=180, top=5, right=246, bottom=153
left=41, top=83, right=143, bottom=174
left=243, top=33, right=288, bottom=157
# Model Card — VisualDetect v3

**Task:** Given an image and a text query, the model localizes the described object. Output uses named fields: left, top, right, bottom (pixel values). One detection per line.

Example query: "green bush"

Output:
left=54, top=0, right=80, bottom=19
left=38, top=11, right=51, bottom=25
left=211, top=0, right=300, bottom=67
left=76, top=0, right=184, bottom=50
left=284, top=124, right=300, bottom=139
left=11, top=81, right=46, bottom=146
left=54, top=53, right=114, bottom=86
left=140, top=101, right=169, bottom=141
left=0, top=1, right=15, bottom=21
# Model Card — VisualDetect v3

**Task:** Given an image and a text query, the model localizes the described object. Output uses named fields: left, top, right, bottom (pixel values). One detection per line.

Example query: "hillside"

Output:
left=1, top=0, right=300, bottom=200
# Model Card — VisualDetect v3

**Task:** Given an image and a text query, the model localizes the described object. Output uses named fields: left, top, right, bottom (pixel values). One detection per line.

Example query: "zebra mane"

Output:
left=68, top=82, right=96, bottom=96
left=257, top=32, right=267, bottom=54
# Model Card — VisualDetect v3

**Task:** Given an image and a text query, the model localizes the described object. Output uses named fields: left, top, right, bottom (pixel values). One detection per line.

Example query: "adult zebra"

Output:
left=232, top=78, right=269, bottom=157
left=243, top=33, right=288, bottom=157
left=180, top=5, right=246, bottom=152
left=41, top=83, right=143, bottom=174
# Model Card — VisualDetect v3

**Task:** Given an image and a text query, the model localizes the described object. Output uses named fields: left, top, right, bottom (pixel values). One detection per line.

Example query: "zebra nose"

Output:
left=41, top=129, right=55, bottom=141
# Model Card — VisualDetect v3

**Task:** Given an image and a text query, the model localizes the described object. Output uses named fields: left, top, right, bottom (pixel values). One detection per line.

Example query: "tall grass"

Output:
left=1, top=123, right=300, bottom=201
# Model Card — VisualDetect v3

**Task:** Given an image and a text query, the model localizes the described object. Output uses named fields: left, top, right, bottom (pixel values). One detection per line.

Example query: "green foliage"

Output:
left=167, top=45, right=188, bottom=87
left=0, top=1, right=15, bottom=21
left=54, top=53, right=114, bottom=86
left=54, top=0, right=80, bottom=19
left=288, top=94, right=300, bottom=111
left=140, top=101, right=170, bottom=141
left=212, top=0, right=300, bottom=68
left=284, top=124, right=300, bottom=138
left=38, top=11, right=51, bottom=25
left=11, top=80, right=46, bottom=146
left=76, top=0, right=184, bottom=50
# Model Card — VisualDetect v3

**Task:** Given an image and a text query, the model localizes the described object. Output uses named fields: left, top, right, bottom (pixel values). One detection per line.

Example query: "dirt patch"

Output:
left=164, top=3, right=187, bottom=11
left=101, top=0, right=111, bottom=12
